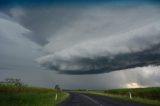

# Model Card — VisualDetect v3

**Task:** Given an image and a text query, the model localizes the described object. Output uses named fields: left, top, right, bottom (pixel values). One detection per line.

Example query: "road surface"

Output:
left=59, top=92, right=149, bottom=106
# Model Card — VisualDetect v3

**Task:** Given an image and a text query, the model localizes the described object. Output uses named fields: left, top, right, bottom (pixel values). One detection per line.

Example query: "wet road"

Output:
left=59, top=92, right=149, bottom=106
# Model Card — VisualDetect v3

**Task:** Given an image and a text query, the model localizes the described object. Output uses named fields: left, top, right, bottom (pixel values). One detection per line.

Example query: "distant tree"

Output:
left=55, top=84, right=61, bottom=92
left=0, top=78, right=23, bottom=87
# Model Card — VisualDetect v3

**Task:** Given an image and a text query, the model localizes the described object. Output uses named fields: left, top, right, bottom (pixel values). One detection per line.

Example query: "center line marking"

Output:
left=79, top=93, right=103, bottom=106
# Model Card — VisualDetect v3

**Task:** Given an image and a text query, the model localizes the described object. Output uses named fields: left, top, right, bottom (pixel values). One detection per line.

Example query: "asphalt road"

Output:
left=59, top=92, right=149, bottom=106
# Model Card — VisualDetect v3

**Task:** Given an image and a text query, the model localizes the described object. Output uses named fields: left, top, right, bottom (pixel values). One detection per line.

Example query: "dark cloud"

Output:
left=5, top=5, right=160, bottom=75
left=37, top=17, right=160, bottom=74
left=0, top=0, right=160, bottom=7
left=38, top=43, right=160, bottom=74
left=9, top=7, right=84, bottom=45
left=0, top=3, right=160, bottom=89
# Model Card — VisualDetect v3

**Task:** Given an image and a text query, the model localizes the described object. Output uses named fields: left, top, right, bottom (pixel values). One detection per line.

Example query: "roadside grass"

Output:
left=104, top=87, right=160, bottom=100
left=0, top=84, right=69, bottom=106
left=75, top=87, right=160, bottom=106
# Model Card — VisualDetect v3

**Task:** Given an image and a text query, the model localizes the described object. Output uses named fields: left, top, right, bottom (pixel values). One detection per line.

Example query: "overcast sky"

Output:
left=0, top=0, right=160, bottom=89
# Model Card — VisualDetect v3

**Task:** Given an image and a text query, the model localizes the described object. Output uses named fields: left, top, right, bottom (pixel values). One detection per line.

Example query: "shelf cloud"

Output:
left=1, top=2, right=160, bottom=75
left=25, top=5, right=160, bottom=74
left=37, top=22, right=160, bottom=74
left=0, top=0, right=160, bottom=89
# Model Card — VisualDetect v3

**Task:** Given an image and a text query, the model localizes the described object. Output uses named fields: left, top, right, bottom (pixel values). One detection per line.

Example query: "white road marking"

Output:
left=79, top=93, right=104, bottom=106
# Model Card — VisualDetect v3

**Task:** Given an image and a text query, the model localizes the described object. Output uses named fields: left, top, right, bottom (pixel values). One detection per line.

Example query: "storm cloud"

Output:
left=28, top=5, right=160, bottom=74
left=37, top=21, right=160, bottom=74
left=2, top=5, right=158, bottom=75
left=0, top=0, right=160, bottom=89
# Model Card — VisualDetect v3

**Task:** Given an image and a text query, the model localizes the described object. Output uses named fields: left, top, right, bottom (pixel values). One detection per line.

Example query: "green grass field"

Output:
left=76, top=87, right=160, bottom=106
left=0, top=84, right=69, bottom=106
left=104, top=87, right=160, bottom=100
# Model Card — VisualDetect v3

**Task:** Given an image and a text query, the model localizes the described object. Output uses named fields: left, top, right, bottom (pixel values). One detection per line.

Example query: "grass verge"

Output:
left=0, top=84, right=69, bottom=106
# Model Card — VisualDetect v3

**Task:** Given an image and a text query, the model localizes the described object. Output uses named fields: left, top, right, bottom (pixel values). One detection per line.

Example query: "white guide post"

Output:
left=129, top=92, right=132, bottom=99
left=55, top=93, right=58, bottom=101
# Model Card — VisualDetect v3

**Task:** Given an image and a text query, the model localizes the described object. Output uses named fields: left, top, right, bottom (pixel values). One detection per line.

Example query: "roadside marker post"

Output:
left=55, top=93, right=58, bottom=101
left=129, top=92, right=132, bottom=99
left=54, top=84, right=60, bottom=105
left=54, top=93, right=58, bottom=105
